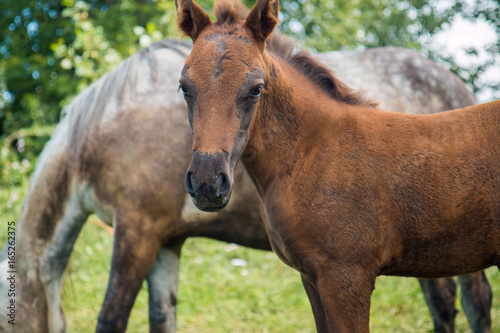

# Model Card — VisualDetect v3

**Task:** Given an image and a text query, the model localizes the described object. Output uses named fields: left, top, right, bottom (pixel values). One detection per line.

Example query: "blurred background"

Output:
left=1, top=0, right=499, bottom=331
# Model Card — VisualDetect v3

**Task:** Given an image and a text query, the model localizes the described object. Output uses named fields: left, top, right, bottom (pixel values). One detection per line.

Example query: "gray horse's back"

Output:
left=317, top=47, right=476, bottom=113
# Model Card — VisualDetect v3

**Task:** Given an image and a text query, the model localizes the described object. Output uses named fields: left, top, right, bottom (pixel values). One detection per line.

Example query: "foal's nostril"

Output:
left=217, top=172, right=230, bottom=198
left=185, top=172, right=198, bottom=197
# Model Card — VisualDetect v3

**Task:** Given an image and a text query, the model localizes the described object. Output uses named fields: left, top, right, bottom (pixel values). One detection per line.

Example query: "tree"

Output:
left=0, top=0, right=75, bottom=137
left=438, top=0, right=500, bottom=101
left=1, top=0, right=499, bottom=186
left=279, top=0, right=447, bottom=52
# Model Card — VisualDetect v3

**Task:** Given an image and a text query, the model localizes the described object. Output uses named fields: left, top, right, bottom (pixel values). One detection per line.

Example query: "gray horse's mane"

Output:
left=62, top=39, right=191, bottom=153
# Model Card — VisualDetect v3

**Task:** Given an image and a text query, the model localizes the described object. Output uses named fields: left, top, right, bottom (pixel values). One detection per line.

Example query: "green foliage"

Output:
left=1, top=0, right=499, bottom=188
left=279, top=0, right=448, bottom=51
left=0, top=0, right=76, bottom=136
left=442, top=0, right=500, bottom=99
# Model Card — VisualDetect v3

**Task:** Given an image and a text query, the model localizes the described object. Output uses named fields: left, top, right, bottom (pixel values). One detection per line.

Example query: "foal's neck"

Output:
left=243, top=55, right=354, bottom=195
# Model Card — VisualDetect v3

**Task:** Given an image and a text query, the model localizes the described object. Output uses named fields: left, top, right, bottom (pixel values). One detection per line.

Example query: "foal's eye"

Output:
left=249, top=85, right=263, bottom=98
left=179, top=84, right=189, bottom=97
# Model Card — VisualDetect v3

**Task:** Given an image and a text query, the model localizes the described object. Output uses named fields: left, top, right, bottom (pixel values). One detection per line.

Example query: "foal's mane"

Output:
left=213, top=0, right=376, bottom=108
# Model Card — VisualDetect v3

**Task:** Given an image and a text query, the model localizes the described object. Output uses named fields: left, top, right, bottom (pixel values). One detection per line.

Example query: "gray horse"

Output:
left=0, top=40, right=491, bottom=333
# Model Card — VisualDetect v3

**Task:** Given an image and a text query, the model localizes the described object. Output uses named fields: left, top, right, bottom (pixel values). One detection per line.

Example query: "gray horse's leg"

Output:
left=418, top=278, right=457, bottom=333
left=458, top=272, right=492, bottom=333
left=147, top=244, right=182, bottom=333
left=96, top=214, right=163, bottom=333
left=40, top=188, right=88, bottom=332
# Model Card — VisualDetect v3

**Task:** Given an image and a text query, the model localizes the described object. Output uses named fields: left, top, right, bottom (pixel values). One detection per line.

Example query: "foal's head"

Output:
left=177, top=0, right=279, bottom=211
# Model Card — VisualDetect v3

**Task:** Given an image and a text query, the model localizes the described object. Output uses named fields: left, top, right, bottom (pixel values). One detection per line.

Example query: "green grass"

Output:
left=1, top=181, right=499, bottom=332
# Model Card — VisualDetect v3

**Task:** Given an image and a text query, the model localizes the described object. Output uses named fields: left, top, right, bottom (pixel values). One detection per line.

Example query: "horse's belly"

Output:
left=383, top=232, right=500, bottom=278
left=385, top=260, right=497, bottom=279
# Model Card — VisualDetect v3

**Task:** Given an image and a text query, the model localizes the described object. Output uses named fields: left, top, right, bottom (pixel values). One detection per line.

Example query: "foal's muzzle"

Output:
left=185, top=150, right=232, bottom=212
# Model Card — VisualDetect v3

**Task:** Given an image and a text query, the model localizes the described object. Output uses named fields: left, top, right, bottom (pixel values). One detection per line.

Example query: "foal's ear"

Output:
left=244, top=0, right=280, bottom=45
left=175, top=0, right=212, bottom=42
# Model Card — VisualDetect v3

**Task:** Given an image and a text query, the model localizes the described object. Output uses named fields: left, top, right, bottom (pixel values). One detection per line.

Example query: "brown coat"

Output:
left=177, top=0, right=500, bottom=331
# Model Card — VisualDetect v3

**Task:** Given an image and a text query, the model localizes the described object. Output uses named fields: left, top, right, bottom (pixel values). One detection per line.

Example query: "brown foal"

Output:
left=176, top=0, right=500, bottom=331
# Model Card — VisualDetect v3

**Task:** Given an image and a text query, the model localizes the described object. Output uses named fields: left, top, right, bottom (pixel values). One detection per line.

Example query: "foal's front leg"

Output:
left=301, top=274, right=328, bottom=332
left=311, top=265, right=376, bottom=333
left=97, top=215, right=162, bottom=333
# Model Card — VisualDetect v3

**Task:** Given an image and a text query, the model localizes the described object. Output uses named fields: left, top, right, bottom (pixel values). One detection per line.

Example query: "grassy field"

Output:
left=2, top=181, right=500, bottom=332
